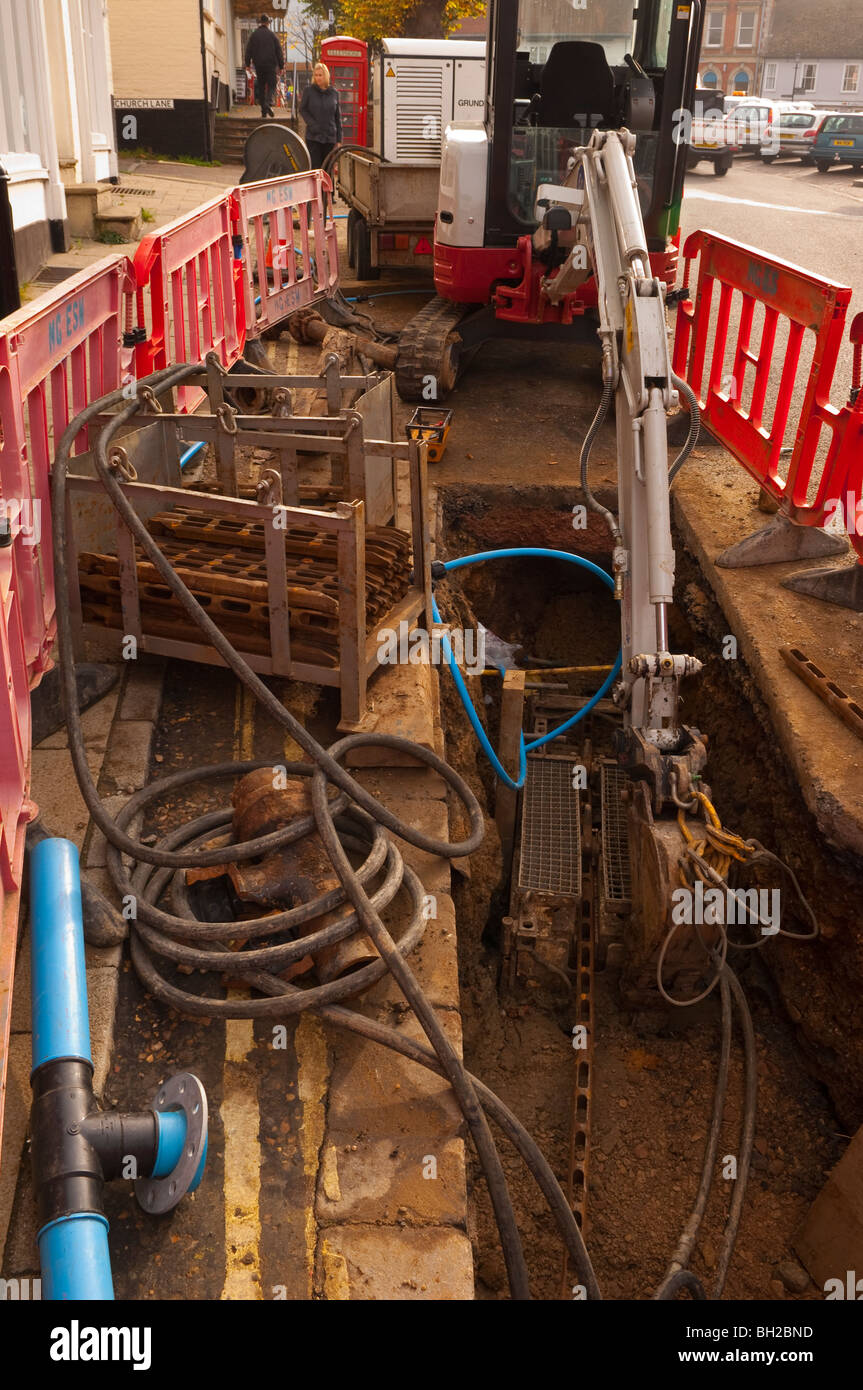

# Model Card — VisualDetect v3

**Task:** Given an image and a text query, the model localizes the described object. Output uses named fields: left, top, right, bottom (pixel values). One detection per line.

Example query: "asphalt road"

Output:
left=679, top=153, right=863, bottom=399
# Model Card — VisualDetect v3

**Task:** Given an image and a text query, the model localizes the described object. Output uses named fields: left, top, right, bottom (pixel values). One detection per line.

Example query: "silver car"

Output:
left=761, top=110, right=837, bottom=164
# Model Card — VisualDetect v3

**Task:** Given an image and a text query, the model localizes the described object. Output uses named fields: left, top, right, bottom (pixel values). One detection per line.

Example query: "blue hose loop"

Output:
left=433, top=548, right=622, bottom=790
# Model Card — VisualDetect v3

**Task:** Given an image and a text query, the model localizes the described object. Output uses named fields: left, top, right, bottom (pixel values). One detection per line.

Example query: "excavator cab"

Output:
left=396, top=0, right=706, bottom=400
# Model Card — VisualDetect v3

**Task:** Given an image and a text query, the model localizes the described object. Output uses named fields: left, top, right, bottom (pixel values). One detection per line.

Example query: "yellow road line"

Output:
left=220, top=682, right=262, bottom=1300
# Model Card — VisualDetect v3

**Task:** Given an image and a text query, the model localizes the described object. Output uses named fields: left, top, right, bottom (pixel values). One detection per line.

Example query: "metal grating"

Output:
left=518, top=756, right=582, bottom=897
left=601, top=761, right=632, bottom=904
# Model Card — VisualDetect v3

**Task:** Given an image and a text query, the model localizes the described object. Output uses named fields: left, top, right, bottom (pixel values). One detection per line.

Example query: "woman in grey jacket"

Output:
left=300, top=62, right=342, bottom=169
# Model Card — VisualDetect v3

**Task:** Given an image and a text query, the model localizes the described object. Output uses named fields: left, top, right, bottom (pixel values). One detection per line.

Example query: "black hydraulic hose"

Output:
left=321, top=142, right=386, bottom=182
left=51, top=365, right=602, bottom=1300
left=657, top=1269, right=707, bottom=1300
left=654, top=972, right=732, bottom=1299
left=712, top=966, right=757, bottom=1298
left=580, top=374, right=622, bottom=546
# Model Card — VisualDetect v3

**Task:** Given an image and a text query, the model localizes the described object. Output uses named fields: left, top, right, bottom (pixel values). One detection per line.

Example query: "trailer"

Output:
left=335, top=37, right=485, bottom=280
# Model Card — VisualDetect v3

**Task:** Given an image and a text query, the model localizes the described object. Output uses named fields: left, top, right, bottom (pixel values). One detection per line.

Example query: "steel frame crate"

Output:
left=64, top=370, right=432, bottom=729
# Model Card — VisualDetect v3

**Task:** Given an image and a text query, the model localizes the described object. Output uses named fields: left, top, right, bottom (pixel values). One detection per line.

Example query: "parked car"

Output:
left=761, top=110, right=837, bottom=164
left=725, top=99, right=806, bottom=155
left=813, top=112, right=863, bottom=172
left=687, top=89, right=733, bottom=175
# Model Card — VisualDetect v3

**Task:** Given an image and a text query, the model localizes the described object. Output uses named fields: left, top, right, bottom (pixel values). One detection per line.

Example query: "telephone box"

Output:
left=320, top=35, right=368, bottom=146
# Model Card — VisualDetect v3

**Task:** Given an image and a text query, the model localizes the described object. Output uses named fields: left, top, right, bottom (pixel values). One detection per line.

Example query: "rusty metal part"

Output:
left=621, top=780, right=722, bottom=1007
left=227, top=768, right=379, bottom=982
left=562, top=768, right=596, bottom=1292
left=78, top=505, right=414, bottom=664
left=780, top=645, right=863, bottom=743
left=288, top=306, right=398, bottom=369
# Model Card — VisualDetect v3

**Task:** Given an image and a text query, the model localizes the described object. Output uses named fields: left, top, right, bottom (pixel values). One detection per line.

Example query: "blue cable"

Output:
left=433, top=548, right=622, bottom=790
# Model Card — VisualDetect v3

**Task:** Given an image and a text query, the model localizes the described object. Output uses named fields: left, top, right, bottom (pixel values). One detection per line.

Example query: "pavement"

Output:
left=22, top=162, right=244, bottom=297
left=3, top=147, right=862, bottom=1301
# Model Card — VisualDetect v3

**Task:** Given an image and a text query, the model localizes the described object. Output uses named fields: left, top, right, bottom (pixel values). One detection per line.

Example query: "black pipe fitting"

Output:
left=30, top=1058, right=161, bottom=1230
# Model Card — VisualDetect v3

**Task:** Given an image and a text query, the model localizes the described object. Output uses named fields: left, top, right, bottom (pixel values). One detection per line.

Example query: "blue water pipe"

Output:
left=29, top=838, right=208, bottom=1300
left=433, top=548, right=623, bottom=790
left=179, top=440, right=206, bottom=469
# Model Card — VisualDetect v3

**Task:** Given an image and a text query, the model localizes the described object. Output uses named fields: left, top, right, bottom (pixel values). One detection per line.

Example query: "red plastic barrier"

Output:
left=0, top=255, right=135, bottom=1139
left=0, top=255, right=135, bottom=690
left=234, top=169, right=339, bottom=340
left=673, top=230, right=863, bottom=550
left=133, top=193, right=244, bottom=412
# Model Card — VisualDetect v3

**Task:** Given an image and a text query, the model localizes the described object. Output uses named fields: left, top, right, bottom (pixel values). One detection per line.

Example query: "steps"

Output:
left=213, top=112, right=297, bottom=164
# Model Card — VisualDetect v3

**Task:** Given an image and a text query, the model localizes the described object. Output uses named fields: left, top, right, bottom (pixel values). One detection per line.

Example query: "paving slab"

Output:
left=316, top=1223, right=474, bottom=1300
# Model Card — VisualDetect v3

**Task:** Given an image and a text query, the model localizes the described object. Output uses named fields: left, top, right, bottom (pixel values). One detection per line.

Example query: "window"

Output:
left=734, top=71, right=751, bottom=94
left=800, top=63, right=818, bottom=93
left=843, top=64, right=860, bottom=94
left=764, top=62, right=776, bottom=91
left=701, top=70, right=719, bottom=87
left=705, top=11, right=724, bottom=47
left=823, top=114, right=863, bottom=134
left=736, top=10, right=756, bottom=47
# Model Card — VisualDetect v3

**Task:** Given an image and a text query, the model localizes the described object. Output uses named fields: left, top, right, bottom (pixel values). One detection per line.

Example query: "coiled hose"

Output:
left=51, top=364, right=601, bottom=1302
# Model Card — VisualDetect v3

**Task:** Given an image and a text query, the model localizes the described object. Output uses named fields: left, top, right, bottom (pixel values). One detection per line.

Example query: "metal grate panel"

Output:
left=395, top=66, right=445, bottom=160
left=518, top=756, right=581, bottom=896
left=601, top=761, right=632, bottom=904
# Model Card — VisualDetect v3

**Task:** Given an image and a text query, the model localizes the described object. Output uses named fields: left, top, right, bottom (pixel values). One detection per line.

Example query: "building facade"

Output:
left=760, top=0, right=863, bottom=109
left=698, top=1, right=768, bottom=95
left=108, top=0, right=236, bottom=161
left=0, top=0, right=117, bottom=285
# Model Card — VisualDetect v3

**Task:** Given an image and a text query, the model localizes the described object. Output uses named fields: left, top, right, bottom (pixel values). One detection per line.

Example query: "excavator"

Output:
left=395, top=0, right=706, bottom=400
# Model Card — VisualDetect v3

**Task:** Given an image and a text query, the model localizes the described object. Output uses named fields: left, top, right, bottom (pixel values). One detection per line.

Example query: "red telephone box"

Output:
left=320, top=35, right=368, bottom=146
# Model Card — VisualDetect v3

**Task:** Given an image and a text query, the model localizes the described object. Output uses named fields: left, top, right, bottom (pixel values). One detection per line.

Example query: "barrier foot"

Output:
left=781, top=561, right=863, bottom=612
left=241, top=337, right=273, bottom=370
left=716, top=515, right=848, bottom=568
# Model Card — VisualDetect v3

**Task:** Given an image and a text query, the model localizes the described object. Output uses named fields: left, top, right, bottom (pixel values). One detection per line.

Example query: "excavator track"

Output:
left=395, top=295, right=471, bottom=402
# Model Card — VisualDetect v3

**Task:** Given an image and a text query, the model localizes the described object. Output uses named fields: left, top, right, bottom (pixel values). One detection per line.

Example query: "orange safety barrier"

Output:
left=672, top=229, right=863, bottom=558
left=132, top=193, right=245, bottom=412
left=234, top=169, right=339, bottom=341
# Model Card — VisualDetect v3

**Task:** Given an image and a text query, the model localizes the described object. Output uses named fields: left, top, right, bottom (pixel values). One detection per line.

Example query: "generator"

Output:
left=372, top=37, right=486, bottom=165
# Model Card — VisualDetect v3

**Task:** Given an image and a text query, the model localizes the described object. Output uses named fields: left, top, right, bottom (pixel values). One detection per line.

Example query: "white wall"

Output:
left=0, top=0, right=66, bottom=244
left=763, top=57, right=863, bottom=108
left=107, top=0, right=204, bottom=101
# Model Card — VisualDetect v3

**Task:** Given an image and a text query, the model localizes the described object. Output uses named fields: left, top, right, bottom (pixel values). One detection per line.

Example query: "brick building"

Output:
left=698, top=1, right=768, bottom=95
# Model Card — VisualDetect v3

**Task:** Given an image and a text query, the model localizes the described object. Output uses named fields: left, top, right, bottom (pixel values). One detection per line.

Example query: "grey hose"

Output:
left=669, top=372, right=701, bottom=482
left=580, top=374, right=621, bottom=545
left=654, top=972, right=732, bottom=1298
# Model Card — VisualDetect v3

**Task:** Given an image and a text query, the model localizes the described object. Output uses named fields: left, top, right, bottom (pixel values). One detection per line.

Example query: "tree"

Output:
left=288, top=2, right=332, bottom=67
left=337, top=0, right=486, bottom=44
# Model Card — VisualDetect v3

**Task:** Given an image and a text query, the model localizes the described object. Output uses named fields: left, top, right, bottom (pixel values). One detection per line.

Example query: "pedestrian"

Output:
left=300, top=62, right=342, bottom=170
left=244, top=14, right=284, bottom=120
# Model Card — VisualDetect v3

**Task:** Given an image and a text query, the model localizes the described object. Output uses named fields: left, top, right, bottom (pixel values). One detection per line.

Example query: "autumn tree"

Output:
left=337, top=0, right=487, bottom=44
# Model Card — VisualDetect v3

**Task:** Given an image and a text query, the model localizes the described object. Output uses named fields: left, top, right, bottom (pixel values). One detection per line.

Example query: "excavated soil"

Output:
left=438, top=493, right=849, bottom=1302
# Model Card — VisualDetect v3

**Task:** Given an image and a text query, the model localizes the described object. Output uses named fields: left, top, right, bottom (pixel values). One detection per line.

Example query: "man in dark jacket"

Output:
left=245, top=15, right=284, bottom=119
left=300, top=62, right=342, bottom=169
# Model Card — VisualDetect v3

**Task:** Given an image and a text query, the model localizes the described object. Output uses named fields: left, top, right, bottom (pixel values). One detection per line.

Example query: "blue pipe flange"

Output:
left=135, top=1072, right=208, bottom=1215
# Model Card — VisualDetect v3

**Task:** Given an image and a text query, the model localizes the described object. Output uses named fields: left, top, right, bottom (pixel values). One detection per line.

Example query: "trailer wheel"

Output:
left=715, top=153, right=732, bottom=176
left=815, top=161, right=831, bottom=174
left=346, top=208, right=358, bottom=270
left=353, top=215, right=380, bottom=281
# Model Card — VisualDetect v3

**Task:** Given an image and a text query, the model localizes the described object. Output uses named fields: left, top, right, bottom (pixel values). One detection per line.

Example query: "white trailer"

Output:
left=339, top=37, right=486, bottom=279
